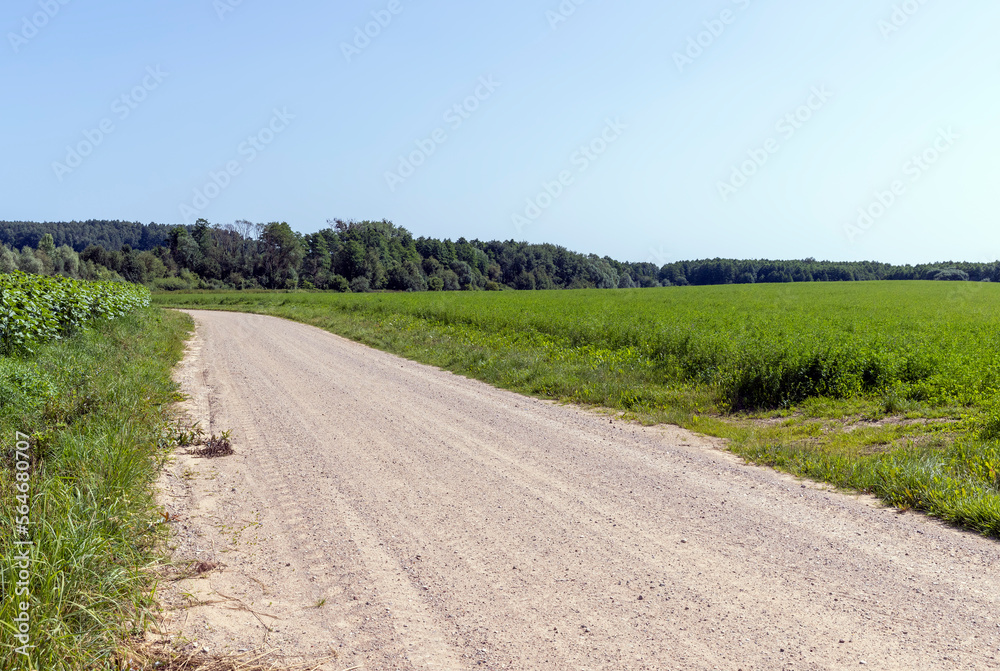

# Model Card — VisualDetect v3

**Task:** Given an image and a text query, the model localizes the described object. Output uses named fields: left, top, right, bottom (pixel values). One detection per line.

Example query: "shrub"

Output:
left=330, top=275, right=351, bottom=293
left=151, top=276, right=192, bottom=292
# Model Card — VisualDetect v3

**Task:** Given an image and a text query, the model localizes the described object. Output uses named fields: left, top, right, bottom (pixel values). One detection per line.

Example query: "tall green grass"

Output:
left=736, top=436, right=1000, bottom=537
left=155, top=282, right=1000, bottom=537
left=0, top=308, right=190, bottom=670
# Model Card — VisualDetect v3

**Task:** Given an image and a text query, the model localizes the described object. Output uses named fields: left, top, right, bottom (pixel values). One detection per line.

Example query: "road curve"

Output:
left=160, top=310, right=1000, bottom=670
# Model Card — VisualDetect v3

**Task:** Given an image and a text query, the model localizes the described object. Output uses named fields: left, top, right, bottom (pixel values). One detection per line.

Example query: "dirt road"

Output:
left=158, top=310, right=1000, bottom=670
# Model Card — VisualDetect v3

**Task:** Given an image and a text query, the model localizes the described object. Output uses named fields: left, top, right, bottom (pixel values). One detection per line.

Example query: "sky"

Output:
left=1, top=0, right=998, bottom=265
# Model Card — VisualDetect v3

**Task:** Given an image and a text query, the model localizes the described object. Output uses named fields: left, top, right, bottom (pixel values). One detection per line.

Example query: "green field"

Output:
left=155, top=283, right=1000, bottom=537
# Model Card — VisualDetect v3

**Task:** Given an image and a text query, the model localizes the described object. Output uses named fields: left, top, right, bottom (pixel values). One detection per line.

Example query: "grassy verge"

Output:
left=155, top=287, right=1000, bottom=538
left=0, top=308, right=191, bottom=670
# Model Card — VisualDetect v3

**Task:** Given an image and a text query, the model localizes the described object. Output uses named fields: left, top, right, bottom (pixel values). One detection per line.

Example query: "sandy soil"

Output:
left=155, top=309, right=1000, bottom=670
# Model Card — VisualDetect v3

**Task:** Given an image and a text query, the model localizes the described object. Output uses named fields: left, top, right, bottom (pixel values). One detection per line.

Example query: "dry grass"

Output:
left=116, top=643, right=339, bottom=671
left=194, top=433, right=234, bottom=458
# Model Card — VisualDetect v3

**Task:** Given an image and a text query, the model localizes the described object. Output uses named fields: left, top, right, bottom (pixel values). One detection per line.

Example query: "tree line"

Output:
left=0, top=220, right=174, bottom=254
left=0, top=219, right=994, bottom=290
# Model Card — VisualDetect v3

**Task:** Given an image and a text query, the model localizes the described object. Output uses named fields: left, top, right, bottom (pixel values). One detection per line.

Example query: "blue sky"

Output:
left=2, top=0, right=997, bottom=264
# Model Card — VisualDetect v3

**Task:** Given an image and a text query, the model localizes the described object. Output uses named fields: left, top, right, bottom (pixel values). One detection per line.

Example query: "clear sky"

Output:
left=2, top=0, right=997, bottom=264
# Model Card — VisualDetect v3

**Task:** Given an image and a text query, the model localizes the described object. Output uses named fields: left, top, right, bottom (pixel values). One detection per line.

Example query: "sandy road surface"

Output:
left=157, top=310, right=1000, bottom=670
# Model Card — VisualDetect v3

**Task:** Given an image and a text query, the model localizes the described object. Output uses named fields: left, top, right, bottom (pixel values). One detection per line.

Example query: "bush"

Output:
left=330, top=275, right=351, bottom=293
left=151, top=276, right=191, bottom=291
left=720, top=347, right=904, bottom=411
left=441, top=270, right=461, bottom=291
left=350, top=277, right=371, bottom=293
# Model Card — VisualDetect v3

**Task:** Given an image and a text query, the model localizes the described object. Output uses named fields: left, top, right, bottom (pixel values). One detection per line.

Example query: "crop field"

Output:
left=157, top=281, right=1000, bottom=537
left=0, top=271, right=151, bottom=355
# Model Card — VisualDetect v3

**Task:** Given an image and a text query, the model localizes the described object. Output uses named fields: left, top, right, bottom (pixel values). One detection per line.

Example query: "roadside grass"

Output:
left=0, top=308, right=191, bottom=670
left=153, top=285, right=1000, bottom=538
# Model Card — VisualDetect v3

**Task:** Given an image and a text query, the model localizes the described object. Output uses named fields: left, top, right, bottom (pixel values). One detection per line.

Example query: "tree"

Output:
left=171, top=228, right=203, bottom=270
left=302, top=232, right=333, bottom=288
left=13, top=217, right=1000, bottom=293
left=929, top=268, right=969, bottom=281
left=53, top=245, right=80, bottom=277
left=450, top=260, right=474, bottom=289
left=259, top=222, right=304, bottom=288
left=118, top=245, right=149, bottom=283
left=388, top=259, right=428, bottom=291
left=0, top=245, right=17, bottom=273
left=35, top=233, right=56, bottom=273
left=17, top=247, right=42, bottom=274
left=513, top=270, right=535, bottom=290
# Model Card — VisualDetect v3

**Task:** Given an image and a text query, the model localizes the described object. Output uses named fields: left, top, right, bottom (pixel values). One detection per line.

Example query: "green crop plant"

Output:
left=0, top=271, right=151, bottom=355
